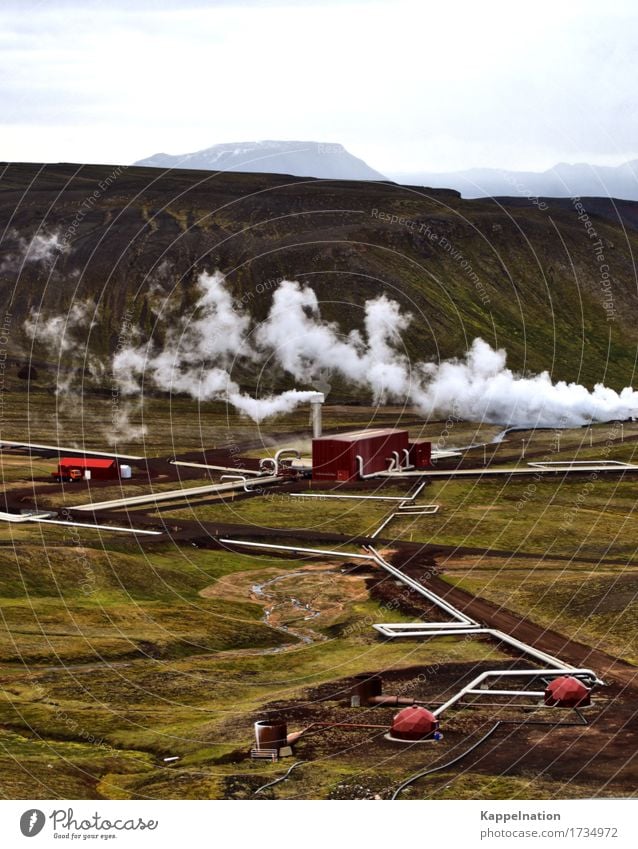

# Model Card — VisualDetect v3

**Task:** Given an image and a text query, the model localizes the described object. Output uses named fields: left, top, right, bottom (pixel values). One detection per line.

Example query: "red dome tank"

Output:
left=544, top=676, right=591, bottom=708
left=389, top=705, right=439, bottom=741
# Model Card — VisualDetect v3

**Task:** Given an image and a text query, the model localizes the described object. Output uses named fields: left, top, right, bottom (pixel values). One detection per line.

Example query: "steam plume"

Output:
left=1, top=228, right=68, bottom=273
left=27, top=271, right=638, bottom=427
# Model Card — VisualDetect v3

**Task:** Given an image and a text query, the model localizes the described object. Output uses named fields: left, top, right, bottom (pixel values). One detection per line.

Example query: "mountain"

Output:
left=391, top=160, right=638, bottom=201
left=135, top=140, right=388, bottom=182
left=1, top=162, right=638, bottom=396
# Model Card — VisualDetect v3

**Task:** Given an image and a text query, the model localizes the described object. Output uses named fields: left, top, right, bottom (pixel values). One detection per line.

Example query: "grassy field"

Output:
left=442, top=556, right=638, bottom=664
left=389, top=474, right=638, bottom=560
left=149, top=486, right=416, bottom=536
left=0, top=536, right=511, bottom=799
left=1, top=396, right=637, bottom=799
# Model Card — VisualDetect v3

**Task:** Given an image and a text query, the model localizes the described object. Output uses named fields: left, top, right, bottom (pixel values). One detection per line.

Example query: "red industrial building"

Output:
left=52, top=457, right=120, bottom=483
left=408, top=438, right=432, bottom=469
left=312, top=428, right=431, bottom=481
left=312, top=428, right=410, bottom=481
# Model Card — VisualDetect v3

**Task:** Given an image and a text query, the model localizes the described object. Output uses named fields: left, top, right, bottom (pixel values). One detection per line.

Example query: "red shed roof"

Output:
left=314, top=428, right=407, bottom=442
left=59, top=457, right=115, bottom=468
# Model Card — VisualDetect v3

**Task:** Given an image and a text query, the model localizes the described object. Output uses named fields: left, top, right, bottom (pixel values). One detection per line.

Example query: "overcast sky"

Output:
left=1, top=0, right=637, bottom=173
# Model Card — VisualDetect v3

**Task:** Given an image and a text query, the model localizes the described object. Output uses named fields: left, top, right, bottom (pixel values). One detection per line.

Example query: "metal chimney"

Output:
left=310, top=393, right=325, bottom=438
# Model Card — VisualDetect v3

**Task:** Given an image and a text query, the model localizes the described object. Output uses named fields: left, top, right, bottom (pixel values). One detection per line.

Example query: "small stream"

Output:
left=252, top=572, right=323, bottom=646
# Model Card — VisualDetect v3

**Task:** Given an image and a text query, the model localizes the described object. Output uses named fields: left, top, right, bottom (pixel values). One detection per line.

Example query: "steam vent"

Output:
left=387, top=706, right=439, bottom=742
left=544, top=676, right=591, bottom=708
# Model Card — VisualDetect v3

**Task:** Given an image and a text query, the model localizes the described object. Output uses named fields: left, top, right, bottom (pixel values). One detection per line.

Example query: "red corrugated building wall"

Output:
left=57, top=457, right=120, bottom=480
left=312, top=428, right=410, bottom=481
left=408, top=439, right=432, bottom=469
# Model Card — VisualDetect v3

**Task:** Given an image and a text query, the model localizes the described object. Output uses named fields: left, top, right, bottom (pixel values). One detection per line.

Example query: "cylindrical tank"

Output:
left=544, top=676, right=591, bottom=708
left=350, top=674, right=383, bottom=706
left=119, top=464, right=132, bottom=479
left=254, top=719, right=288, bottom=751
left=388, top=706, right=439, bottom=741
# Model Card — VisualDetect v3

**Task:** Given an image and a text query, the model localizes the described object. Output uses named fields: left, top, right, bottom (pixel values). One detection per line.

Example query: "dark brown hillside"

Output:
left=1, top=161, right=637, bottom=391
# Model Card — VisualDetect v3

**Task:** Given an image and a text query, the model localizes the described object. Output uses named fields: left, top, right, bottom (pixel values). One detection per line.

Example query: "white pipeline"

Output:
left=169, top=460, right=263, bottom=476
left=0, top=440, right=142, bottom=460
left=71, top=474, right=282, bottom=512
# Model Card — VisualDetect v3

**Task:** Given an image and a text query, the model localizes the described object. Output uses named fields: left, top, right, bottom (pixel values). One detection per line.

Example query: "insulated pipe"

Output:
left=391, top=451, right=401, bottom=471
left=290, top=493, right=418, bottom=502
left=402, top=448, right=415, bottom=470
left=220, top=539, right=371, bottom=559
left=275, top=448, right=301, bottom=469
left=367, top=695, right=418, bottom=707
left=432, top=668, right=598, bottom=717
left=378, top=463, right=638, bottom=479
left=259, top=448, right=302, bottom=476
left=25, top=518, right=161, bottom=536
left=369, top=513, right=397, bottom=539
left=220, top=474, right=262, bottom=492
left=71, top=474, right=282, bottom=511
left=372, top=623, right=589, bottom=672
left=463, top=689, right=545, bottom=697
left=366, top=545, right=476, bottom=624
left=0, top=440, right=142, bottom=460
left=356, top=455, right=382, bottom=480
left=170, top=460, right=263, bottom=477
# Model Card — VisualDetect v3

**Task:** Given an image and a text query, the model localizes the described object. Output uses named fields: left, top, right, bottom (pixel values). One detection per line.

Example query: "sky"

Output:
left=1, top=0, right=637, bottom=173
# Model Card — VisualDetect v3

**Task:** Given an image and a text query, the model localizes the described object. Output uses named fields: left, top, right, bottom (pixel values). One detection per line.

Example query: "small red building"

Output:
left=312, top=428, right=410, bottom=482
left=53, top=457, right=120, bottom=482
left=408, top=439, right=432, bottom=469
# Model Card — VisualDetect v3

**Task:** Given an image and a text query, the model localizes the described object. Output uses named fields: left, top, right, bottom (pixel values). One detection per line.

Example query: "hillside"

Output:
left=1, top=161, right=638, bottom=398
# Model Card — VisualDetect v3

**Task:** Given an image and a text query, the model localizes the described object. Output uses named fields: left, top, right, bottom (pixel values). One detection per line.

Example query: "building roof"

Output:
left=313, top=428, right=408, bottom=443
left=58, top=457, right=116, bottom=469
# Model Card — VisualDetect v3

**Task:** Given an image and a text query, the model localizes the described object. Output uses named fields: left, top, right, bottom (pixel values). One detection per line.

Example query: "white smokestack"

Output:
left=310, top=392, right=325, bottom=438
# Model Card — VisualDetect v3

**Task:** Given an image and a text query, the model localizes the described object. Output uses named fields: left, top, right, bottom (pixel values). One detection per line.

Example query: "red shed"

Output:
left=54, top=457, right=120, bottom=482
left=312, top=428, right=409, bottom=482
left=409, top=439, right=432, bottom=469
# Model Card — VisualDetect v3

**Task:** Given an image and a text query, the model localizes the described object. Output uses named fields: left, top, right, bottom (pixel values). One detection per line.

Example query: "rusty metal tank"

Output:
left=254, top=719, right=288, bottom=751
left=350, top=674, right=383, bottom=706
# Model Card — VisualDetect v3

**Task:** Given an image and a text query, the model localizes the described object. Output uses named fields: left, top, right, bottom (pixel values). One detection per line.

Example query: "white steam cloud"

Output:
left=1, top=228, right=68, bottom=273
left=24, top=300, right=97, bottom=354
left=28, top=271, right=638, bottom=427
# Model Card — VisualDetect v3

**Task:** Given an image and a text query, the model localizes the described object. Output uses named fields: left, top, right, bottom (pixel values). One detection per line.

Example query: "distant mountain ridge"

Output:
left=390, top=160, right=638, bottom=201
left=135, top=140, right=388, bottom=182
